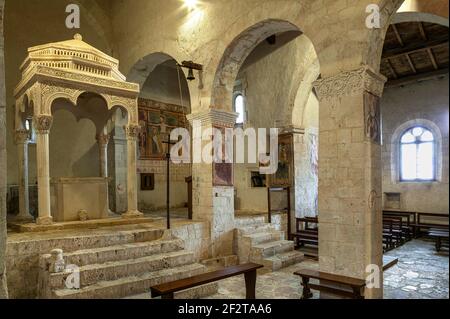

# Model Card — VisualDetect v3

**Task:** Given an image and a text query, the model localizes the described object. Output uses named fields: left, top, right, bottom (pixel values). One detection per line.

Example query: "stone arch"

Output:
left=50, top=92, right=122, bottom=135
left=127, top=51, right=192, bottom=111
left=367, top=0, right=450, bottom=75
left=210, top=19, right=301, bottom=111
left=393, top=11, right=449, bottom=26
left=366, top=0, right=407, bottom=74
left=127, top=52, right=175, bottom=89
left=290, top=58, right=320, bottom=128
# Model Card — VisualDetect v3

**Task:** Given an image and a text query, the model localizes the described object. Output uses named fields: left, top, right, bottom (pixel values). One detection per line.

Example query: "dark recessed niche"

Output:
left=141, top=173, right=155, bottom=191
left=251, top=171, right=266, bottom=188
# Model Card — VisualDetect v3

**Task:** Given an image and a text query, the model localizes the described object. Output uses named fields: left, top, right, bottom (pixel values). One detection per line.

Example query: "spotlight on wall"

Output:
left=184, top=0, right=198, bottom=10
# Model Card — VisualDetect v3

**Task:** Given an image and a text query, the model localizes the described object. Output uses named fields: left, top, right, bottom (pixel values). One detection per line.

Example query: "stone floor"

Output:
left=383, top=238, right=449, bottom=299
left=205, top=239, right=448, bottom=299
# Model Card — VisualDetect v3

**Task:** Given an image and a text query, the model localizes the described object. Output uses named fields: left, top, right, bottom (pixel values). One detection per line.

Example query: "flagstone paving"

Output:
left=206, top=239, right=448, bottom=299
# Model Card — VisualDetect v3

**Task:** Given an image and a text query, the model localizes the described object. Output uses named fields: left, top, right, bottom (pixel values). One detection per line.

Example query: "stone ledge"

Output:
left=9, top=217, right=159, bottom=233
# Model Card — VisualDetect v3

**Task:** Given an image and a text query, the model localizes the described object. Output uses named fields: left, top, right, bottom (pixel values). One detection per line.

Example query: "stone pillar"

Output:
left=313, top=66, right=386, bottom=299
left=34, top=115, right=54, bottom=225
left=122, top=125, right=143, bottom=218
left=0, top=0, right=9, bottom=298
left=14, top=129, right=33, bottom=222
left=187, top=109, right=238, bottom=258
left=96, top=133, right=110, bottom=178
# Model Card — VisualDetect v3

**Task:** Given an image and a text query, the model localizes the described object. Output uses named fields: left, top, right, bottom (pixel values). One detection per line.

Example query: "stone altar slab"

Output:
left=50, top=177, right=109, bottom=222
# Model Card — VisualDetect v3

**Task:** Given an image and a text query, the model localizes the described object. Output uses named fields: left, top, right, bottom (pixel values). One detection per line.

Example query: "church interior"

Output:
left=0, top=0, right=448, bottom=300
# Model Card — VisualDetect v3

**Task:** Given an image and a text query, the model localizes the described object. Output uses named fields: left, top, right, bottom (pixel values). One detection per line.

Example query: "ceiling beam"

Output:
left=386, top=59, right=398, bottom=79
left=382, top=36, right=448, bottom=60
left=427, top=48, right=439, bottom=70
left=392, top=24, right=404, bottom=47
left=405, top=54, right=417, bottom=74
left=418, top=22, right=428, bottom=41
left=385, top=68, right=448, bottom=88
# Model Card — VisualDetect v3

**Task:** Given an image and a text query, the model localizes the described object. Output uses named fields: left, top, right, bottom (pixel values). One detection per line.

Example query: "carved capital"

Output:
left=15, top=129, right=30, bottom=144
left=96, top=133, right=110, bottom=146
left=125, top=125, right=140, bottom=140
left=313, top=66, right=387, bottom=101
left=34, top=115, right=53, bottom=134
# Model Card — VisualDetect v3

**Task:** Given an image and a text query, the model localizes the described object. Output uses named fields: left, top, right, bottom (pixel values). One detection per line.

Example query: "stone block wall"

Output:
left=137, top=160, right=191, bottom=212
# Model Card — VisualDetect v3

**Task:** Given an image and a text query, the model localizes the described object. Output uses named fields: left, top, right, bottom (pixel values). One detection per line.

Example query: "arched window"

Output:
left=234, top=94, right=245, bottom=125
left=400, top=126, right=436, bottom=181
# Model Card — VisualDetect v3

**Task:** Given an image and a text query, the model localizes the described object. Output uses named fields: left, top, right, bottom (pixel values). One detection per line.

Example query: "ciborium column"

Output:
left=34, top=115, right=53, bottom=225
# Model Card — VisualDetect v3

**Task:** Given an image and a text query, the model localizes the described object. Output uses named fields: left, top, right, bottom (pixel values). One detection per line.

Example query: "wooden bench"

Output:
left=428, top=228, right=449, bottom=252
left=417, top=213, right=449, bottom=236
left=150, top=263, right=264, bottom=299
left=294, top=269, right=366, bottom=299
left=292, top=217, right=319, bottom=249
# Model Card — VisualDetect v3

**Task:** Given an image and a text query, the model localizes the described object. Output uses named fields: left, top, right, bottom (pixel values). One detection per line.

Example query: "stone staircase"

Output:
left=38, top=231, right=216, bottom=299
left=235, top=216, right=304, bottom=273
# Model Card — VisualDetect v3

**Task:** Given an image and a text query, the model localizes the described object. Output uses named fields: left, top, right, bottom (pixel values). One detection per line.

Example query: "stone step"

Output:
left=64, top=239, right=185, bottom=266
left=52, top=263, right=206, bottom=299
left=8, top=228, right=165, bottom=256
left=242, top=231, right=285, bottom=245
left=237, top=223, right=277, bottom=236
left=250, top=240, right=294, bottom=259
left=262, top=250, right=304, bottom=271
left=49, top=250, right=195, bottom=289
left=235, top=216, right=266, bottom=228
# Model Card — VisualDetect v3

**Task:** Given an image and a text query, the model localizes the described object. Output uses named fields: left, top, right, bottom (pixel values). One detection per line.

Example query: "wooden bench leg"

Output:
left=436, top=237, right=442, bottom=252
left=300, top=277, right=313, bottom=299
left=352, top=287, right=364, bottom=299
left=244, top=270, right=257, bottom=299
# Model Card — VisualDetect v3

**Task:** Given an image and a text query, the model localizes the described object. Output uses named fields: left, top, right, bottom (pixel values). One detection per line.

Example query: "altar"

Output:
left=50, top=177, right=109, bottom=222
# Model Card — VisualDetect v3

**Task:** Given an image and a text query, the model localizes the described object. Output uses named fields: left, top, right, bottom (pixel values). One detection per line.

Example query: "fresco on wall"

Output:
left=269, top=134, right=293, bottom=187
left=213, top=127, right=234, bottom=186
left=364, top=92, right=381, bottom=144
left=138, top=98, right=187, bottom=160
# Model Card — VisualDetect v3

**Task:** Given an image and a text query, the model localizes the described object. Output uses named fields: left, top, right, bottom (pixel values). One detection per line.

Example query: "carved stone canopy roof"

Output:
left=14, top=34, right=140, bottom=125
left=20, top=33, right=125, bottom=82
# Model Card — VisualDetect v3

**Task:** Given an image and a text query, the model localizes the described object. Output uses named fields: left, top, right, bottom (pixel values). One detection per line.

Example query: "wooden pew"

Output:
left=294, top=269, right=366, bottom=299
left=150, top=263, right=264, bottom=299
left=292, top=217, right=318, bottom=249
left=384, top=210, right=416, bottom=238
left=417, top=213, right=449, bottom=236
left=428, top=228, right=449, bottom=252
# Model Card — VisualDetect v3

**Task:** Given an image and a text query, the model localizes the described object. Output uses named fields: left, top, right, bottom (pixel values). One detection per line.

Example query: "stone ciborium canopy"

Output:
left=13, top=34, right=142, bottom=226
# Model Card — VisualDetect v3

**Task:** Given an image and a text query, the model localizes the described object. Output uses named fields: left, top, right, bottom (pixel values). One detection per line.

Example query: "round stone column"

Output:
left=34, top=115, right=53, bottom=225
left=122, top=124, right=143, bottom=218
left=14, top=129, right=33, bottom=222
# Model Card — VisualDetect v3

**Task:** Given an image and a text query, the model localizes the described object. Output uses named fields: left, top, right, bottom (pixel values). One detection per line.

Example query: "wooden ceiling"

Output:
left=381, top=21, right=449, bottom=87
